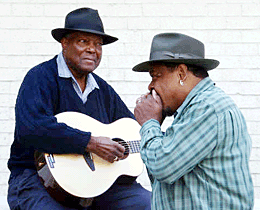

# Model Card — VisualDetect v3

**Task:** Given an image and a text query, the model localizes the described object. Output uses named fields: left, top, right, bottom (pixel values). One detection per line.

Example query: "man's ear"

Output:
left=61, top=37, right=68, bottom=50
left=177, top=64, right=188, bottom=81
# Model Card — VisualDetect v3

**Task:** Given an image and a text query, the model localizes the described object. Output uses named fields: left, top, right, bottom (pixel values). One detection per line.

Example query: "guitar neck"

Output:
left=128, top=140, right=141, bottom=153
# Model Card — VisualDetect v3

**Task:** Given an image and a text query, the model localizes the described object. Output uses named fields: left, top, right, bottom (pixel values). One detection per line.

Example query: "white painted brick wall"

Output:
left=1, top=1, right=260, bottom=209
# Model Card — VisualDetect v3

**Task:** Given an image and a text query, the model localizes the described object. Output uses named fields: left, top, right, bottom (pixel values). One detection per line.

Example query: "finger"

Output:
left=115, top=148, right=125, bottom=159
left=143, top=92, right=150, bottom=97
left=136, top=97, right=142, bottom=104
left=107, top=155, right=115, bottom=163
left=112, top=142, right=125, bottom=158
left=147, top=94, right=152, bottom=99
left=115, top=141, right=125, bottom=152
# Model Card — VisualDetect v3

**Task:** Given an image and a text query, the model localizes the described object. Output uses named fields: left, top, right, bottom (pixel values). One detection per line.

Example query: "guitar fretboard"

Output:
left=128, top=140, right=141, bottom=153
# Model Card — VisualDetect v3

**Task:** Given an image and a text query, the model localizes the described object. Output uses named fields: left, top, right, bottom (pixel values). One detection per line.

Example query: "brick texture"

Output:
left=1, top=1, right=260, bottom=203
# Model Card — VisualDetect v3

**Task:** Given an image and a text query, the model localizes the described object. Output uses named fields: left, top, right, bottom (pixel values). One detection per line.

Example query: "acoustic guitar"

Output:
left=35, top=111, right=143, bottom=206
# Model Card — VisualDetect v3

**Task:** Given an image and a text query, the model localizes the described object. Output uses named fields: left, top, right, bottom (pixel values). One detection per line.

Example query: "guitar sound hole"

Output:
left=112, top=138, right=129, bottom=159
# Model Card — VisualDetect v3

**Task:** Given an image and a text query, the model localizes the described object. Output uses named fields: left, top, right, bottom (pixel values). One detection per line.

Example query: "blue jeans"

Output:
left=8, top=169, right=151, bottom=210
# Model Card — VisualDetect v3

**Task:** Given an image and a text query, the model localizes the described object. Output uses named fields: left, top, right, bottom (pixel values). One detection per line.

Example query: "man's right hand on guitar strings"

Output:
left=86, top=136, right=125, bottom=163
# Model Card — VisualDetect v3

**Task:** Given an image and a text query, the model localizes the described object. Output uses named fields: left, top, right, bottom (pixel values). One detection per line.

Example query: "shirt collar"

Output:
left=175, top=77, right=215, bottom=118
left=57, top=52, right=99, bottom=90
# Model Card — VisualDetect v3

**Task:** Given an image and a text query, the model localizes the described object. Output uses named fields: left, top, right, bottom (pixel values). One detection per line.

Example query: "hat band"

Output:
left=150, top=51, right=203, bottom=61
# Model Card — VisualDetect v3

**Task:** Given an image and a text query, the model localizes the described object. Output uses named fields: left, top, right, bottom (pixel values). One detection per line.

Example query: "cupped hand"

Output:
left=134, top=89, right=163, bottom=126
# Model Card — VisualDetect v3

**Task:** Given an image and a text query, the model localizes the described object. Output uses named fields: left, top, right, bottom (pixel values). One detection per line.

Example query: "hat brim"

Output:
left=51, top=28, right=118, bottom=45
left=132, top=59, right=220, bottom=72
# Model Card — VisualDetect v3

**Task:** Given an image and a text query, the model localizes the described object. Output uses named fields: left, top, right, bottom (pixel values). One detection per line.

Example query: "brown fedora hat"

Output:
left=133, top=33, right=219, bottom=72
left=52, top=7, right=118, bottom=45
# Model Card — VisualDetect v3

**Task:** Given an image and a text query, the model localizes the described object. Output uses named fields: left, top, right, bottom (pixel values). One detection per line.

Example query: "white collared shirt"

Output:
left=57, top=52, right=99, bottom=103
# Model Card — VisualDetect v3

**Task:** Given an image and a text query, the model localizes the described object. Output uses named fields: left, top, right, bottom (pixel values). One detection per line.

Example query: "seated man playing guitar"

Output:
left=7, top=7, right=151, bottom=210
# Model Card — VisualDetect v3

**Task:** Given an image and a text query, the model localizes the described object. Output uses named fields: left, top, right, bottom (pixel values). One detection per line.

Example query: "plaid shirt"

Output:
left=140, top=77, right=254, bottom=210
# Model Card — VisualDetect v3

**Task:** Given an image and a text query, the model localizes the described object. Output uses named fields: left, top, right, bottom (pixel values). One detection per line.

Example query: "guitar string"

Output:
left=129, top=141, right=141, bottom=153
left=116, top=140, right=141, bottom=153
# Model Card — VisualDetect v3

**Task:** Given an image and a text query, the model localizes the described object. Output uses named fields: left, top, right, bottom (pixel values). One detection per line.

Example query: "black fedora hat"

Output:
left=52, top=7, right=118, bottom=45
left=133, top=33, right=219, bottom=72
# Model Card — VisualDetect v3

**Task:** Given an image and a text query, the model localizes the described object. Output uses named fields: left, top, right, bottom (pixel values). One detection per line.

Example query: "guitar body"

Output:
left=37, top=112, right=143, bottom=199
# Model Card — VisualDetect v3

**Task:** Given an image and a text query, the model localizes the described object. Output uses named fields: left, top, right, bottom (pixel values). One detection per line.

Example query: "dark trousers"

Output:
left=8, top=169, right=151, bottom=210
